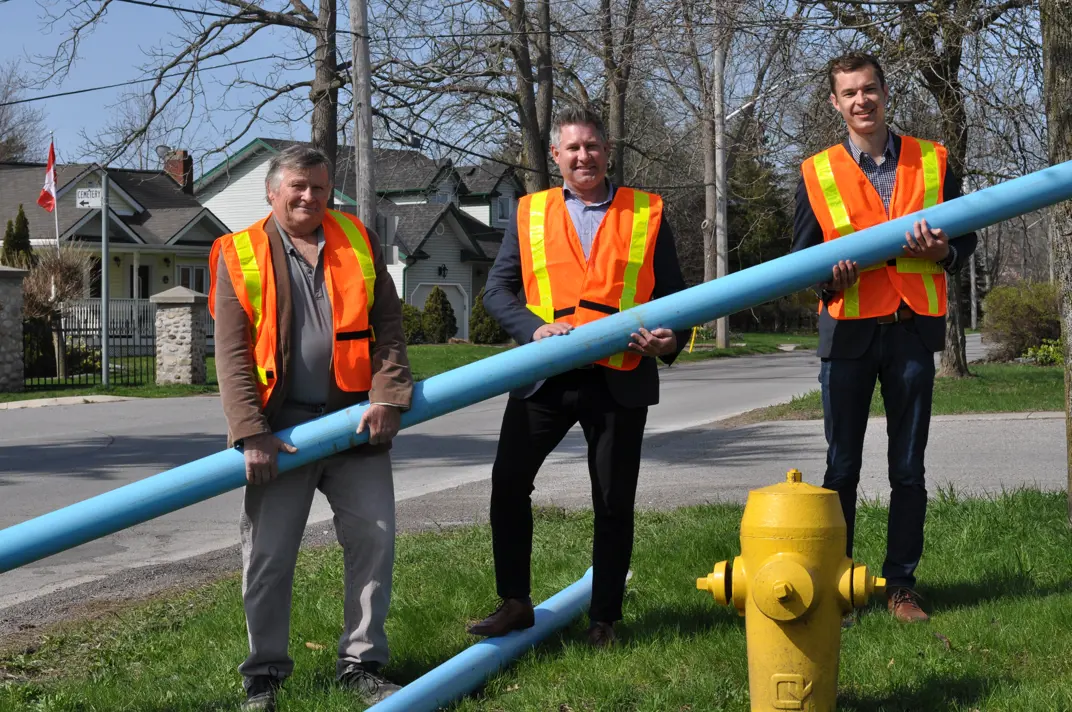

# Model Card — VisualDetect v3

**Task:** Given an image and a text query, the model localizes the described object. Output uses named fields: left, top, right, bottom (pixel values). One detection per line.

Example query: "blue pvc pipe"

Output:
left=367, top=568, right=594, bottom=712
left=2, top=160, right=1072, bottom=573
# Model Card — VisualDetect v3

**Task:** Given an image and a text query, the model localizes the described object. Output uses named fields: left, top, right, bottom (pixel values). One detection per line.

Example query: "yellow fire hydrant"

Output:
left=696, top=469, right=885, bottom=712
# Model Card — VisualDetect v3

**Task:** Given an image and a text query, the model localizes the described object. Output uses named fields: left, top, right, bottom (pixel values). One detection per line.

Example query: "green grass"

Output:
left=727, top=364, right=1065, bottom=425
left=406, top=343, right=512, bottom=381
left=675, top=331, right=819, bottom=362
left=3, top=490, right=1072, bottom=711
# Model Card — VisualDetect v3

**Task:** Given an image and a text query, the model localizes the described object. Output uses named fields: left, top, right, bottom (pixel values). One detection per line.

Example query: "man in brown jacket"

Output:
left=212, top=145, right=412, bottom=711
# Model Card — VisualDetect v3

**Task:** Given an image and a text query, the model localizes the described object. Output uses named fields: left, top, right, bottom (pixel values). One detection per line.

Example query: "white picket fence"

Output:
left=62, top=298, right=215, bottom=353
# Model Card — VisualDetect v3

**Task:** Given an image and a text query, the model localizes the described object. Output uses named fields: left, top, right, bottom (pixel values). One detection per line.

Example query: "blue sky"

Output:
left=1, top=1, right=310, bottom=167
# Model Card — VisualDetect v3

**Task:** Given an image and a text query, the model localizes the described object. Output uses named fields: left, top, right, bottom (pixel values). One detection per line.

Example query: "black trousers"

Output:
left=489, top=369, right=648, bottom=623
left=820, top=320, right=935, bottom=589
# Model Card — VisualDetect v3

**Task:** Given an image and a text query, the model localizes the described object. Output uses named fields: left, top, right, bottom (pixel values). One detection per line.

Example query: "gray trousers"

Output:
left=237, top=407, right=396, bottom=685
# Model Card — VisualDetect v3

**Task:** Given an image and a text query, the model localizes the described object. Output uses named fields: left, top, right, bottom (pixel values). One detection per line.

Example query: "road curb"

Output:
left=0, top=395, right=141, bottom=410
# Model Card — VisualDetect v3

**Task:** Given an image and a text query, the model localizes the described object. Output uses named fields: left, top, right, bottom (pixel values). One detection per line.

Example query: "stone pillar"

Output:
left=0, top=266, right=28, bottom=393
left=151, top=286, right=208, bottom=385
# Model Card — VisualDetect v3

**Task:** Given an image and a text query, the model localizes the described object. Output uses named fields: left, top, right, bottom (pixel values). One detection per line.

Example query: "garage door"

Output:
left=410, top=283, right=468, bottom=340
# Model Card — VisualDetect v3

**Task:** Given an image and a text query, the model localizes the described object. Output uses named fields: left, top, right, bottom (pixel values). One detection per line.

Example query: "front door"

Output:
left=129, top=264, right=150, bottom=299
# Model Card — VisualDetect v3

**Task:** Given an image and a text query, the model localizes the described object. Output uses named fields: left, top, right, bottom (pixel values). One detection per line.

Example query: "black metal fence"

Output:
left=23, top=300, right=156, bottom=390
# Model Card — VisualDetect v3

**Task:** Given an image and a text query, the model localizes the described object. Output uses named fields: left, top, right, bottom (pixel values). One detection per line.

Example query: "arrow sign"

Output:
left=75, top=187, right=101, bottom=209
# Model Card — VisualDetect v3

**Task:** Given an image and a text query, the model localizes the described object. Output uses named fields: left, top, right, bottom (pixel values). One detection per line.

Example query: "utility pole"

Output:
left=101, top=170, right=110, bottom=387
left=351, top=0, right=376, bottom=228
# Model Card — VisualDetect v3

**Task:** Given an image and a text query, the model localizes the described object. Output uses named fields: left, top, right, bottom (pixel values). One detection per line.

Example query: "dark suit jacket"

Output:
left=791, top=133, right=979, bottom=359
left=483, top=189, right=689, bottom=409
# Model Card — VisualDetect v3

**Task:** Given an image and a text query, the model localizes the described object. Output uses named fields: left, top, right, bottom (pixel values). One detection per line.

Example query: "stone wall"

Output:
left=151, top=287, right=208, bottom=385
left=0, top=267, right=27, bottom=393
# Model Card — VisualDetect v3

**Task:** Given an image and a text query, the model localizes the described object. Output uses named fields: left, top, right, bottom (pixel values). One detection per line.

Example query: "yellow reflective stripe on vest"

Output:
left=329, top=210, right=377, bottom=312
left=526, top=192, right=555, bottom=323
left=841, top=263, right=884, bottom=318
left=231, top=231, right=269, bottom=386
left=814, top=150, right=855, bottom=237
left=918, top=140, right=941, bottom=209
left=896, top=257, right=943, bottom=314
left=608, top=191, right=653, bottom=368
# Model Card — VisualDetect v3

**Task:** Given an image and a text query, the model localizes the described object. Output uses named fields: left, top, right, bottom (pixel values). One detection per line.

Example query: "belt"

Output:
left=876, top=307, right=915, bottom=324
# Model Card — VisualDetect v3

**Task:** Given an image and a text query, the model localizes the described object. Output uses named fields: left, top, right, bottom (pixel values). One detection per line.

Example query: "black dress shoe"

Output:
left=241, top=675, right=282, bottom=711
left=587, top=621, right=617, bottom=648
left=468, top=597, right=535, bottom=637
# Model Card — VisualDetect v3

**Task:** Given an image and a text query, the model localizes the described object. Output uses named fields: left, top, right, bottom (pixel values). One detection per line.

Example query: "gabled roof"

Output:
left=0, top=162, right=225, bottom=246
left=197, top=137, right=454, bottom=198
left=377, top=198, right=504, bottom=260
left=456, top=161, right=516, bottom=196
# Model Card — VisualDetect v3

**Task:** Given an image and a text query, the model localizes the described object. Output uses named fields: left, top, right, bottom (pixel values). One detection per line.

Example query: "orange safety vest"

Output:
left=801, top=135, right=948, bottom=319
left=517, top=186, right=661, bottom=371
left=208, top=210, right=378, bottom=407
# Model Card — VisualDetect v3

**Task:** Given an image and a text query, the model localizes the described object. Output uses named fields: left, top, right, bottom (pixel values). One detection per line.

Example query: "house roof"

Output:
left=456, top=161, right=514, bottom=196
left=199, top=138, right=453, bottom=198
left=375, top=198, right=504, bottom=260
left=377, top=199, right=450, bottom=255
left=0, top=162, right=225, bottom=245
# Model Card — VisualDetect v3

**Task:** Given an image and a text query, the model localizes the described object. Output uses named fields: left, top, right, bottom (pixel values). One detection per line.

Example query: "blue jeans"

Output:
left=819, top=320, right=935, bottom=588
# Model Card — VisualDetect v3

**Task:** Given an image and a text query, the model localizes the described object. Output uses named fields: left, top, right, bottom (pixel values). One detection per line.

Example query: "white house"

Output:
left=195, top=139, right=524, bottom=340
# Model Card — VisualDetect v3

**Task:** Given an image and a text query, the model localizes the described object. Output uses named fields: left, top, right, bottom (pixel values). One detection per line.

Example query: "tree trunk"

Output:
left=509, top=0, right=550, bottom=193
left=310, top=0, right=338, bottom=196
left=51, top=312, right=66, bottom=381
left=351, top=0, right=375, bottom=226
left=1040, top=0, right=1072, bottom=524
left=712, top=35, right=729, bottom=348
left=534, top=0, right=553, bottom=148
left=923, top=53, right=972, bottom=377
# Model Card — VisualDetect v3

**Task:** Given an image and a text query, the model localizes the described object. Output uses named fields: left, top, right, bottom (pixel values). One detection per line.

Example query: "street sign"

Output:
left=76, top=187, right=102, bottom=209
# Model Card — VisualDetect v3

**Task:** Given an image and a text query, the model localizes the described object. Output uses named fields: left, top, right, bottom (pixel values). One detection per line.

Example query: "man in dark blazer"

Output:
left=792, top=53, right=978, bottom=623
left=469, top=106, right=688, bottom=647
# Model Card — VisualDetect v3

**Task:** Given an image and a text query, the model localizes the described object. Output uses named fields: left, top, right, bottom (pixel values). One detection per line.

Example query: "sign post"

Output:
left=100, top=172, right=109, bottom=387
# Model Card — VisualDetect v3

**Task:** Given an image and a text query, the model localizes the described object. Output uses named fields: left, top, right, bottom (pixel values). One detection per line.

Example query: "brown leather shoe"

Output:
left=467, top=597, right=535, bottom=637
left=888, top=587, right=929, bottom=623
left=587, top=621, right=617, bottom=648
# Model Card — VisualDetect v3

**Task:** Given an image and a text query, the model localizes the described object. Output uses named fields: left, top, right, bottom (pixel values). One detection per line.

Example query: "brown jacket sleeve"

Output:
left=365, top=227, right=414, bottom=409
left=214, top=248, right=272, bottom=443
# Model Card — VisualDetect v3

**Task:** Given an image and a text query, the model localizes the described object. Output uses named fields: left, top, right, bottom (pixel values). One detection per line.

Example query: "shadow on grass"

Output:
left=923, top=570, right=1072, bottom=612
left=626, top=600, right=742, bottom=643
left=839, top=673, right=1001, bottom=711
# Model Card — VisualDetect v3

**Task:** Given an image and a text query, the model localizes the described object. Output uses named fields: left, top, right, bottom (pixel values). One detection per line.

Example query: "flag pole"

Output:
left=52, top=132, right=60, bottom=250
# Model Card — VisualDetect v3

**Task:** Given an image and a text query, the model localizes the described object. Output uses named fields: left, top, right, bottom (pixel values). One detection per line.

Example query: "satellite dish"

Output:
left=155, top=145, right=172, bottom=160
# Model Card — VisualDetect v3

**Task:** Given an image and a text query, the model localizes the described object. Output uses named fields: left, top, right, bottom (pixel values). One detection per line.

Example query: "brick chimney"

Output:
left=163, top=149, right=194, bottom=194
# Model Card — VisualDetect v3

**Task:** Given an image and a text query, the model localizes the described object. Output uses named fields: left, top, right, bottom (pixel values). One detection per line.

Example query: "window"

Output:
left=179, top=265, right=208, bottom=294
left=495, top=196, right=513, bottom=222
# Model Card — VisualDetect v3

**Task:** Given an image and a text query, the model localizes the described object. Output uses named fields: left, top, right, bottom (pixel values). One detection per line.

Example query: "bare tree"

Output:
left=22, top=245, right=93, bottom=381
left=374, top=0, right=555, bottom=192
left=1040, top=0, right=1072, bottom=521
left=0, top=61, right=47, bottom=162
left=36, top=1, right=344, bottom=170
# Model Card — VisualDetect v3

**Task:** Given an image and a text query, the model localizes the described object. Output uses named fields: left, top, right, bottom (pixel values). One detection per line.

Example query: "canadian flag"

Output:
left=37, top=141, right=57, bottom=213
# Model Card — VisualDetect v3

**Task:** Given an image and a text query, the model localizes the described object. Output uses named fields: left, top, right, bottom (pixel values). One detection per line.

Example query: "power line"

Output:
left=110, top=0, right=732, bottom=42
left=0, top=53, right=300, bottom=107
